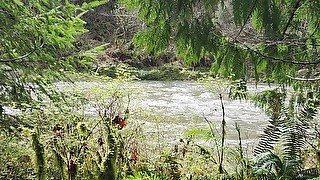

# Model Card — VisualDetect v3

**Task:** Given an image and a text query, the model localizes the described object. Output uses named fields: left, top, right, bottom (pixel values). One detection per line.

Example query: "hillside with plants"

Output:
left=1, top=0, right=320, bottom=179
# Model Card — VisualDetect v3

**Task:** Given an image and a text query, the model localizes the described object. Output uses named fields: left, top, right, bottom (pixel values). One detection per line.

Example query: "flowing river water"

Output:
left=56, top=80, right=273, bottom=152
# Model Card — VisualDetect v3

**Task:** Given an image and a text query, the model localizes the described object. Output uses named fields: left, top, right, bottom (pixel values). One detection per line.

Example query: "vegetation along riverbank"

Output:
left=1, top=0, right=320, bottom=179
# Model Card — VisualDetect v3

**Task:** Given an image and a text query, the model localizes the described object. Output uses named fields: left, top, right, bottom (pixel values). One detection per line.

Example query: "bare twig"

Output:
left=219, top=93, right=226, bottom=174
left=286, top=75, right=320, bottom=82
left=235, top=122, right=245, bottom=178
left=100, top=13, right=137, bottom=18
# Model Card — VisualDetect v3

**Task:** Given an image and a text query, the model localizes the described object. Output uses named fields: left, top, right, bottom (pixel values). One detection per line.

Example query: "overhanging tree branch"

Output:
left=232, top=39, right=320, bottom=65
left=281, top=0, right=306, bottom=38
left=0, top=40, right=45, bottom=63
left=235, top=0, right=258, bottom=39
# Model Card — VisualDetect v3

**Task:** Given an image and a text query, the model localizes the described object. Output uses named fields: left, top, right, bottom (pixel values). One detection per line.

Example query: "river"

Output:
left=56, top=80, right=272, bottom=151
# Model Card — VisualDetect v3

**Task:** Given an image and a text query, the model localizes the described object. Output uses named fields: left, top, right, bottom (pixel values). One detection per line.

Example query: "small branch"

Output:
left=100, top=13, right=137, bottom=18
left=233, top=40, right=320, bottom=65
left=286, top=75, right=320, bottom=82
left=235, top=122, right=244, bottom=179
left=76, top=116, right=104, bottom=160
left=0, top=41, right=45, bottom=63
left=219, top=93, right=226, bottom=174
left=282, top=0, right=305, bottom=38
left=309, top=21, right=320, bottom=38
left=235, top=0, right=258, bottom=40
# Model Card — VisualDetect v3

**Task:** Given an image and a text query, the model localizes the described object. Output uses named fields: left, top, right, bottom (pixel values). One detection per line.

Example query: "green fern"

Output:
left=253, top=89, right=320, bottom=178
left=253, top=151, right=299, bottom=179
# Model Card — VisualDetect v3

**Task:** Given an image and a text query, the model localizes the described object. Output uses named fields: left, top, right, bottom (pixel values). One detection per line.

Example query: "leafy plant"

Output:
left=252, top=88, right=320, bottom=179
left=128, top=171, right=165, bottom=180
left=0, top=0, right=109, bottom=132
left=253, top=151, right=299, bottom=179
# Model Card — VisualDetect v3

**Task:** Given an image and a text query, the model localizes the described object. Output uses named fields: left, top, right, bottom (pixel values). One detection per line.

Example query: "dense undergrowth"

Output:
left=73, top=39, right=213, bottom=81
left=1, top=0, right=320, bottom=179
left=1, top=79, right=320, bottom=180
left=93, top=62, right=211, bottom=81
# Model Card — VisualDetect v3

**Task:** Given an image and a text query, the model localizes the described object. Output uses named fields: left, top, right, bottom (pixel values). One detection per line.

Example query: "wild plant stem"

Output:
left=219, top=94, right=226, bottom=174
left=203, top=114, right=220, bottom=164
left=32, top=131, right=45, bottom=180
left=235, top=122, right=244, bottom=179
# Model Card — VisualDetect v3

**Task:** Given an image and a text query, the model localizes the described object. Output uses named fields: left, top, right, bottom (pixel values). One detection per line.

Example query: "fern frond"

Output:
left=254, top=89, right=319, bottom=163
left=295, top=168, right=320, bottom=179
left=282, top=99, right=319, bottom=160
left=254, top=118, right=284, bottom=155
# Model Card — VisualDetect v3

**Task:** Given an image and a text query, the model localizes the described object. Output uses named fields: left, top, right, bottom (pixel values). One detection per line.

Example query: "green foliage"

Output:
left=2, top=0, right=320, bottom=179
left=252, top=87, right=320, bottom=178
left=253, top=89, right=318, bottom=155
left=160, top=153, right=182, bottom=179
left=0, top=0, right=107, bottom=127
left=252, top=151, right=299, bottom=179
left=0, top=131, right=34, bottom=179
left=95, top=62, right=210, bottom=81
left=121, top=0, right=320, bottom=86
left=128, top=172, right=164, bottom=180
left=81, top=0, right=108, bottom=10
left=184, top=128, right=214, bottom=141
left=232, top=0, right=254, bottom=26
left=252, top=0, right=282, bottom=37
left=183, top=117, right=255, bottom=179
left=2, top=84, right=138, bottom=179
left=229, top=79, right=248, bottom=100
left=31, top=131, right=45, bottom=180
left=80, top=43, right=110, bottom=69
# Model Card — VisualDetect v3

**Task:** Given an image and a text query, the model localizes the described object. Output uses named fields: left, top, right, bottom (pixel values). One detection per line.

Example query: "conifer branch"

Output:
left=235, top=0, right=258, bottom=39
left=0, top=41, right=45, bottom=63
left=309, top=22, right=320, bottom=38
left=281, top=0, right=306, bottom=38
left=233, top=39, right=320, bottom=65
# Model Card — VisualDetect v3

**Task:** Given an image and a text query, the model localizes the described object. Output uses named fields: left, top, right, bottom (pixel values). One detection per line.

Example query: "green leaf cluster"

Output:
left=0, top=0, right=105, bottom=120
left=121, top=0, right=320, bottom=85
